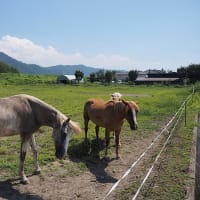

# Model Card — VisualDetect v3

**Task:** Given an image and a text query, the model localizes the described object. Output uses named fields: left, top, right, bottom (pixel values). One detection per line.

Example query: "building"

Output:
left=56, top=75, right=76, bottom=84
left=135, top=70, right=180, bottom=84
left=115, top=71, right=129, bottom=81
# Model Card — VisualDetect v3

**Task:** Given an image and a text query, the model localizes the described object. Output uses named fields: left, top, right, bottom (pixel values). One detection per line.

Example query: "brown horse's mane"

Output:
left=113, top=101, right=126, bottom=115
left=105, top=100, right=126, bottom=115
left=105, top=99, right=139, bottom=115
left=127, top=100, right=139, bottom=112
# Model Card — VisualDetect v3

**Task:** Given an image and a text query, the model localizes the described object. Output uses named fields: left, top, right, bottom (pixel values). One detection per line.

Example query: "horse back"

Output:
left=0, top=94, right=35, bottom=136
left=83, top=98, right=123, bottom=129
left=83, top=98, right=107, bottom=114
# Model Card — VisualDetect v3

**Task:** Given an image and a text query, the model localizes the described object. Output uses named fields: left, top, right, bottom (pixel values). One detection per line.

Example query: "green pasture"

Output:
left=0, top=74, right=200, bottom=199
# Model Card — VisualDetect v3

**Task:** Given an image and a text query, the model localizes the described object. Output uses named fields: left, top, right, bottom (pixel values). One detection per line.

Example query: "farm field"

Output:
left=0, top=79, right=199, bottom=200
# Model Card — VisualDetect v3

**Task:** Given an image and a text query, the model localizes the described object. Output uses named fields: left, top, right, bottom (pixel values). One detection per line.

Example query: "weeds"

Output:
left=0, top=76, right=196, bottom=200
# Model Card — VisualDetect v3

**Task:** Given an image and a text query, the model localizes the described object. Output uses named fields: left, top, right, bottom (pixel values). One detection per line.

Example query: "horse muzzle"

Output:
left=130, top=124, right=138, bottom=130
left=55, top=151, right=65, bottom=160
left=55, top=145, right=66, bottom=160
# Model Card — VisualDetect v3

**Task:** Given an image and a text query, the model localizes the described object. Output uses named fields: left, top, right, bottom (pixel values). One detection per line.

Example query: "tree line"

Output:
left=88, top=70, right=138, bottom=84
left=85, top=64, right=200, bottom=84
left=0, top=61, right=19, bottom=73
left=177, top=64, right=200, bottom=83
left=1, top=59, right=200, bottom=84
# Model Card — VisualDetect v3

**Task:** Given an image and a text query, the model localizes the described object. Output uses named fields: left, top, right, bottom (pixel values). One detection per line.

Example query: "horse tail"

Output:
left=83, top=100, right=92, bottom=121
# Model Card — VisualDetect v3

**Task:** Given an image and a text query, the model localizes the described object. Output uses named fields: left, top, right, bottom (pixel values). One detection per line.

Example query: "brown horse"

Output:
left=0, top=94, right=81, bottom=184
left=83, top=98, right=139, bottom=158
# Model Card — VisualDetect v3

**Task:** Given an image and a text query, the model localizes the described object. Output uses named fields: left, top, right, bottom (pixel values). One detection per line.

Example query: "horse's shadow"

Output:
left=0, top=177, right=43, bottom=200
left=68, top=138, right=118, bottom=183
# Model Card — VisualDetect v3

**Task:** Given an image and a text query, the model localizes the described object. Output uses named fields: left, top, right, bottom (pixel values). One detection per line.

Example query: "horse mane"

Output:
left=113, top=101, right=127, bottom=115
left=128, top=101, right=139, bottom=112
left=21, top=94, right=82, bottom=134
left=69, top=120, right=82, bottom=134
left=112, top=100, right=139, bottom=115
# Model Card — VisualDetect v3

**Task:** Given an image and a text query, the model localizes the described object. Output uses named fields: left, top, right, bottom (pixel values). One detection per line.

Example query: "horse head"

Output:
left=53, top=118, right=72, bottom=159
left=111, top=92, right=122, bottom=101
left=122, top=100, right=139, bottom=130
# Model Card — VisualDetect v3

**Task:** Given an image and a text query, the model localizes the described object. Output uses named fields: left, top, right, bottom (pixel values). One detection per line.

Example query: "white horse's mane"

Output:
left=14, top=94, right=81, bottom=134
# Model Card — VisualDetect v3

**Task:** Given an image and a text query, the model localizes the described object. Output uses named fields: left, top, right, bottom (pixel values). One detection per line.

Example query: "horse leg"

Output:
left=115, top=130, right=121, bottom=159
left=105, top=129, right=110, bottom=157
left=95, top=125, right=99, bottom=142
left=113, top=131, right=115, bottom=139
left=19, top=137, right=30, bottom=184
left=29, top=135, right=41, bottom=174
left=84, top=118, right=89, bottom=141
left=115, top=130, right=121, bottom=146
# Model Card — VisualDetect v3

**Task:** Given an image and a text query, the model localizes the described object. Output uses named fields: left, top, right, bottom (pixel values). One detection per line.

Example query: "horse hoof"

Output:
left=21, top=178, right=30, bottom=184
left=116, top=155, right=121, bottom=160
left=34, top=169, right=41, bottom=175
left=84, top=139, right=90, bottom=146
left=103, top=156, right=110, bottom=162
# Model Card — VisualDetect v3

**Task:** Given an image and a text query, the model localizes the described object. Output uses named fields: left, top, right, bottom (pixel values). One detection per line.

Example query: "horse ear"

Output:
left=66, top=118, right=70, bottom=123
left=62, top=118, right=70, bottom=127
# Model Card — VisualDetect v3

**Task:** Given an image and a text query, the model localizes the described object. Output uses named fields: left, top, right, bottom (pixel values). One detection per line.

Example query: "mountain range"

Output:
left=0, top=52, right=101, bottom=76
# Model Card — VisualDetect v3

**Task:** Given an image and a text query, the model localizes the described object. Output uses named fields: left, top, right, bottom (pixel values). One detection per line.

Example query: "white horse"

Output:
left=111, top=92, right=122, bottom=101
left=0, top=94, right=81, bottom=184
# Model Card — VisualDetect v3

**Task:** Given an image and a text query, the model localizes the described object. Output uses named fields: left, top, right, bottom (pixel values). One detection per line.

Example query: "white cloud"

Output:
left=0, top=35, right=138, bottom=70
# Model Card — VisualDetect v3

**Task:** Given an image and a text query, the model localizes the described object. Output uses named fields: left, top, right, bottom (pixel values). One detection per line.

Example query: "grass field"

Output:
left=0, top=74, right=199, bottom=199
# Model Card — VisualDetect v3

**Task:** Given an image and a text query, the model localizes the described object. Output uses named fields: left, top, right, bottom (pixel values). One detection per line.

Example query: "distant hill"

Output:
left=0, top=52, right=100, bottom=76
left=45, top=64, right=100, bottom=76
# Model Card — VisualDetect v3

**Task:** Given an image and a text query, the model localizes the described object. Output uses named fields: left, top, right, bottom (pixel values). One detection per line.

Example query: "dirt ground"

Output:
left=0, top=124, right=193, bottom=200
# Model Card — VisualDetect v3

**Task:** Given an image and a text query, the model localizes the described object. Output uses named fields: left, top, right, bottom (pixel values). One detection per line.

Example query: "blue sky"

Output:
left=0, top=0, right=199, bottom=71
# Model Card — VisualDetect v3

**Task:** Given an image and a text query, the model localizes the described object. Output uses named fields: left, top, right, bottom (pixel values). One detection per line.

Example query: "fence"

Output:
left=103, top=91, right=194, bottom=200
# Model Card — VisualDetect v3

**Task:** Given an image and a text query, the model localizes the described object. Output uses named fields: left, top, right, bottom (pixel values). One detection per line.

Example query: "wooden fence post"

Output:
left=185, top=101, right=187, bottom=127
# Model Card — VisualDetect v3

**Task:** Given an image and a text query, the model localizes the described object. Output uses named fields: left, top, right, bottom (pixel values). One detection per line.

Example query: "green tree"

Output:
left=177, top=66, right=187, bottom=79
left=177, top=64, right=200, bottom=83
left=111, top=71, right=116, bottom=82
left=96, top=70, right=105, bottom=82
left=105, top=70, right=112, bottom=83
left=89, top=73, right=96, bottom=83
left=74, top=70, right=84, bottom=83
left=128, top=70, right=138, bottom=83
left=187, top=64, right=200, bottom=83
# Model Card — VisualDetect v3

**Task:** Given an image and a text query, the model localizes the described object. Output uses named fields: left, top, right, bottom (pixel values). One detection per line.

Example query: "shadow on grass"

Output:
left=0, top=178, right=43, bottom=200
left=68, top=138, right=117, bottom=183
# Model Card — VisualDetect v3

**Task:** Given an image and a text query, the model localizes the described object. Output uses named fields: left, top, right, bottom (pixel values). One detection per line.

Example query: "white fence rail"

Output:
left=103, top=92, right=193, bottom=200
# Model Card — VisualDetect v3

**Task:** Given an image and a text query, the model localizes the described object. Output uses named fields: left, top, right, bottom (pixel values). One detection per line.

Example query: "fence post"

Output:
left=195, top=113, right=200, bottom=199
left=185, top=101, right=187, bottom=126
left=192, top=85, right=195, bottom=102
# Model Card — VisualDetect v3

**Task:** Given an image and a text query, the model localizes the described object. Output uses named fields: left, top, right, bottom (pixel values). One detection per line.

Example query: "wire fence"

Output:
left=103, top=90, right=194, bottom=200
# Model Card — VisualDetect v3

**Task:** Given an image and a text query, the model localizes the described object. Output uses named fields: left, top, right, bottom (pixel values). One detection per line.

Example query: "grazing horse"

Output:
left=0, top=94, right=81, bottom=184
left=83, top=98, right=139, bottom=159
